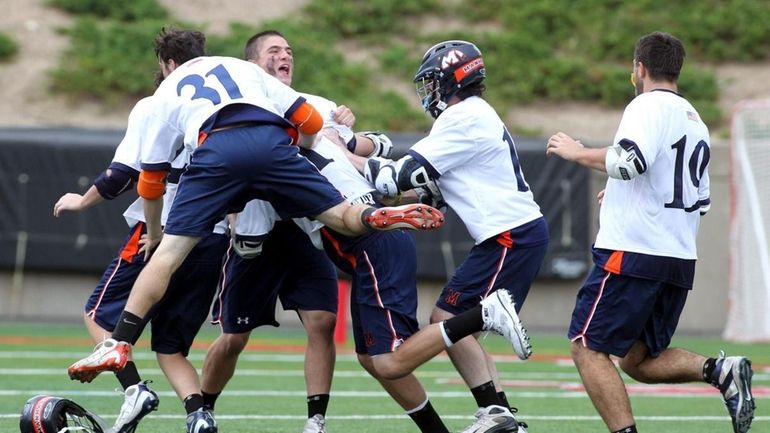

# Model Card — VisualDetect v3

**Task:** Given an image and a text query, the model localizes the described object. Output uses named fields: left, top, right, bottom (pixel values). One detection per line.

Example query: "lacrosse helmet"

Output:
left=20, top=395, right=107, bottom=433
left=414, top=40, right=486, bottom=118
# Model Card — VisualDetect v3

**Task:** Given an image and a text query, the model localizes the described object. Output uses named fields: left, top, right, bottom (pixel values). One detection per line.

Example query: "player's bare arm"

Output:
left=53, top=185, right=104, bottom=217
left=546, top=132, right=607, bottom=172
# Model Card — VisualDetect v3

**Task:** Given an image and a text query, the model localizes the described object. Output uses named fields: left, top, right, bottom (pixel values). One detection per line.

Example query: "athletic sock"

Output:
left=702, top=357, right=717, bottom=384
left=184, top=393, right=205, bottom=415
left=497, top=391, right=510, bottom=409
left=307, top=394, right=330, bottom=418
left=201, top=390, right=221, bottom=411
left=470, top=381, right=501, bottom=408
left=441, top=305, right=483, bottom=344
left=406, top=399, right=449, bottom=433
left=115, top=361, right=141, bottom=390
left=612, top=426, right=637, bottom=433
left=111, top=311, right=143, bottom=344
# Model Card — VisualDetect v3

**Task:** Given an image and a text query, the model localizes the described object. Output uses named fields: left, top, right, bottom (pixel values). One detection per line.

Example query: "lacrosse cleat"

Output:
left=363, top=204, right=444, bottom=231
left=302, top=414, right=327, bottom=433
left=707, top=351, right=755, bottom=433
left=68, top=338, right=130, bottom=382
left=113, top=381, right=159, bottom=433
left=186, top=407, right=218, bottom=433
left=480, top=289, right=532, bottom=360
left=460, top=405, right=521, bottom=433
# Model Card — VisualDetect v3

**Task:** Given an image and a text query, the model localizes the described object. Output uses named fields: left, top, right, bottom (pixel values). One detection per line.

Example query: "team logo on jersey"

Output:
left=444, top=289, right=461, bottom=306
left=440, top=49, right=467, bottom=70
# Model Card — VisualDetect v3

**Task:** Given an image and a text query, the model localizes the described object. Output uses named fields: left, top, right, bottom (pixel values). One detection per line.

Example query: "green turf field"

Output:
left=1, top=322, right=767, bottom=433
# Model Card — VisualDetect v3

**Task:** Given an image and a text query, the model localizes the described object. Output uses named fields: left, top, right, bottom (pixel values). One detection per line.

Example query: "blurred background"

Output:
left=1, top=0, right=769, bottom=340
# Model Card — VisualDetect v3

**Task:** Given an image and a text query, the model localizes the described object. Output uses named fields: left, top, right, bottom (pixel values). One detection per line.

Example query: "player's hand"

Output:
left=53, top=193, right=84, bottom=217
left=597, top=189, right=605, bottom=205
left=332, top=105, right=355, bottom=128
left=138, top=233, right=162, bottom=260
left=546, top=132, right=584, bottom=161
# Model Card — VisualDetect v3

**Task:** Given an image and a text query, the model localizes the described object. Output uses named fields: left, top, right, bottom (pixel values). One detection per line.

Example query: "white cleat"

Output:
left=303, top=414, right=327, bottom=433
left=481, top=289, right=532, bottom=360
left=113, top=381, right=159, bottom=433
left=460, top=405, right=521, bottom=433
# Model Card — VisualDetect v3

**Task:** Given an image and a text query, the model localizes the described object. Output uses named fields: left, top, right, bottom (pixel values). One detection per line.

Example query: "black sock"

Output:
left=111, top=311, right=143, bottom=344
left=407, top=400, right=449, bottom=433
left=184, top=393, right=205, bottom=415
left=612, top=426, right=637, bottom=433
left=307, top=394, right=330, bottom=418
left=470, top=381, right=501, bottom=408
left=703, top=357, right=717, bottom=384
left=442, top=305, right=483, bottom=344
left=497, top=391, right=510, bottom=409
left=114, top=361, right=141, bottom=390
left=202, top=390, right=221, bottom=411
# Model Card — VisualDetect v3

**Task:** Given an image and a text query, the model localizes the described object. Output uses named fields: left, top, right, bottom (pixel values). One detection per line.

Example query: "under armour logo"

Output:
left=236, top=317, right=249, bottom=325
left=444, top=289, right=461, bottom=306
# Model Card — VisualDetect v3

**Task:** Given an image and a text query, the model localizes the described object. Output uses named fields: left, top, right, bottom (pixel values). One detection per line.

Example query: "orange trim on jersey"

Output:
left=453, top=57, right=484, bottom=83
left=198, top=131, right=208, bottom=146
left=604, top=250, right=624, bottom=274
left=119, top=222, right=144, bottom=263
left=320, top=228, right=357, bottom=267
left=496, top=230, right=514, bottom=248
left=137, top=170, right=167, bottom=199
left=289, top=101, right=323, bottom=135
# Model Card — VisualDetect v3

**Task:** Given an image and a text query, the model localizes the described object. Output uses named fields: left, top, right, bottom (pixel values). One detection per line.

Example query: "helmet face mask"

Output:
left=20, top=395, right=107, bottom=433
left=413, top=40, right=486, bottom=119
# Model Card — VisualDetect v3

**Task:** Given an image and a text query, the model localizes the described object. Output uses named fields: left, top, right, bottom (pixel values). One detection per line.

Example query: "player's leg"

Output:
left=297, top=309, right=336, bottom=427
left=570, top=341, right=634, bottom=431
left=340, top=234, right=449, bottom=433
left=201, top=239, right=285, bottom=411
left=616, top=285, right=755, bottom=433
left=568, top=270, right=667, bottom=433
left=358, top=354, right=449, bottom=433
left=149, top=231, right=228, bottom=433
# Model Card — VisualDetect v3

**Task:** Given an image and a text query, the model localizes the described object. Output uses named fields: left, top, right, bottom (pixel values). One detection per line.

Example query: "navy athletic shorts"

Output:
left=568, top=266, right=689, bottom=357
left=165, top=124, right=344, bottom=237
left=212, top=221, right=338, bottom=334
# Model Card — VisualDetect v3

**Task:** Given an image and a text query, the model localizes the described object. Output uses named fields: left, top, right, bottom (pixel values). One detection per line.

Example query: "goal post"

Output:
left=724, top=99, right=770, bottom=342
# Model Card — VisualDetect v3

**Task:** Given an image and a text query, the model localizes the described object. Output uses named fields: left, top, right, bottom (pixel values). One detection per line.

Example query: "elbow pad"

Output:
left=605, top=139, right=647, bottom=180
left=94, top=163, right=139, bottom=200
left=289, top=101, right=323, bottom=135
left=365, top=155, right=430, bottom=197
left=361, top=131, right=394, bottom=158
left=137, top=170, right=167, bottom=200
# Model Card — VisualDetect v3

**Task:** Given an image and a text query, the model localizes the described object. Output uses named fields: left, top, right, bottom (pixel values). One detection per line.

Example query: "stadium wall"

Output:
left=0, top=129, right=730, bottom=335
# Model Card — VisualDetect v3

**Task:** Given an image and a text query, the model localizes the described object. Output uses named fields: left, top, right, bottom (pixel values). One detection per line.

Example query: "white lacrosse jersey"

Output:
left=140, top=56, right=306, bottom=168
left=408, top=96, right=543, bottom=244
left=234, top=92, right=373, bottom=240
left=117, top=98, right=226, bottom=233
left=596, top=89, right=710, bottom=260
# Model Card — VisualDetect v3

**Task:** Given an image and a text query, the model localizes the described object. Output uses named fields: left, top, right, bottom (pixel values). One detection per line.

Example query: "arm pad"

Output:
left=364, top=155, right=431, bottom=197
left=605, top=139, right=647, bottom=180
left=361, top=131, right=394, bottom=158
left=137, top=170, right=167, bottom=200
left=94, top=163, right=139, bottom=200
left=289, top=101, right=323, bottom=135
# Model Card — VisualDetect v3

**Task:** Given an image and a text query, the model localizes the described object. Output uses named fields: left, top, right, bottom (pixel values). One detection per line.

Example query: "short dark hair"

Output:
left=244, top=30, right=285, bottom=61
left=456, top=82, right=486, bottom=100
left=154, top=27, right=206, bottom=65
left=634, top=31, right=685, bottom=82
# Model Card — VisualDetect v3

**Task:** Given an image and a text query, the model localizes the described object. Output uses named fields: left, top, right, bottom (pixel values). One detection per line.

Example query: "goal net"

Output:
left=724, top=99, right=770, bottom=342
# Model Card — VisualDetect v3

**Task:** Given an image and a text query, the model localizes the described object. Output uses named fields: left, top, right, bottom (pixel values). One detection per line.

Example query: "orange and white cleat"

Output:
left=364, top=204, right=445, bottom=231
left=68, top=338, right=130, bottom=383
